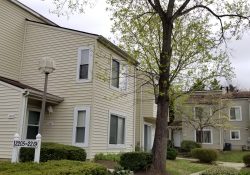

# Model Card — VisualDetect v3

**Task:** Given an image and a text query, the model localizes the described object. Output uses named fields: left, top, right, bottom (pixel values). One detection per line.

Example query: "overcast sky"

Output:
left=19, top=0, right=250, bottom=90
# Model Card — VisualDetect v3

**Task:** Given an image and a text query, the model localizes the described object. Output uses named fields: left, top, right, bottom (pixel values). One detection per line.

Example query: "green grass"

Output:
left=166, top=159, right=210, bottom=175
left=218, top=151, right=250, bottom=163
left=94, top=153, right=121, bottom=162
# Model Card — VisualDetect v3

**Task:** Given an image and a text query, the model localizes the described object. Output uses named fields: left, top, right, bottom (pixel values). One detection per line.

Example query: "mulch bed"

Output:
left=94, top=160, right=118, bottom=169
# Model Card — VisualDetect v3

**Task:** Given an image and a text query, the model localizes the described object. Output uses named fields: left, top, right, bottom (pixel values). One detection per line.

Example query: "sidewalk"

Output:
left=177, top=157, right=245, bottom=175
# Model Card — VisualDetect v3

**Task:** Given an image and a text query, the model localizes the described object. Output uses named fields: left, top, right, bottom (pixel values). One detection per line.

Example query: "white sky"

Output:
left=19, top=0, right=250, bottom=89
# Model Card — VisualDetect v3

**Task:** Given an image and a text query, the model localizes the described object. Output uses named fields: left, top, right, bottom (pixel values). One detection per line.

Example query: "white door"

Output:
left=173, top=130, right=182, bottom=147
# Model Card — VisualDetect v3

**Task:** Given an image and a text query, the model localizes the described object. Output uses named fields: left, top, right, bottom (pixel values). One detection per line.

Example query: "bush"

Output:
left=111, top=165, right=133, bottom=175
left=167, top=148, right=177, bottom=160
left=243, top=154, right=250, bottom=167
left=191, top=148, right=218, bottom=163
left=119, top=152, right=152, bottom=171
left=0, top=160, right=108, bottom=175
left=94, top=153, right=121, bottom=162
left=201, top=166, right=239, bottom=175
left=181, top=140, right=201, bottom=152
left=20, top=142, right=86, bottom=162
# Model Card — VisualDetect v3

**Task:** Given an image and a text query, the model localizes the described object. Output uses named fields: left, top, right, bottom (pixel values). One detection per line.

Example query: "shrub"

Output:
left=201, top=166, right=239, bottom=175
left=181, top=140, right=201, bottom=152
left=111, top=165, right=134, bottom=175
left=20, top=142, right=86, bottom=162
left=0, top=160, right=108, bottom=175
left=243, top=154, right=250, bottom=167
left=119, top=152, right=152, bottom=171
left=191, top=148, right=218, bottom=163
left=94, top=153, right=121, bottom=162
left=167, top=148, right=177, bottom=160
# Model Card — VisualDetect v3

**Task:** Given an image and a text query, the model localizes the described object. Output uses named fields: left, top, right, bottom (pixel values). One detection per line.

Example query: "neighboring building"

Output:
left=0, top=0, right=137, bottom=159
left=171, top=90, right=250, bottom=150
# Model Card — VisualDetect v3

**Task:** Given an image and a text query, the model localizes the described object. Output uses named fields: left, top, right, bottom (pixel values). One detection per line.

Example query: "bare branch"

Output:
left=172, top=0, right=191, bottom=20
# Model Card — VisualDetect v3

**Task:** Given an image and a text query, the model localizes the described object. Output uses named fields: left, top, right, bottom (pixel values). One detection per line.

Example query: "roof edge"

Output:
left=97, top=36, right=139, bottom=66
left=10, top=0, right=58, bottom=26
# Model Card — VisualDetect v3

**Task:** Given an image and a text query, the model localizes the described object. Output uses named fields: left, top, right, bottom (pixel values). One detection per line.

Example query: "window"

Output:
left=109, top=113, right=125, bottom=146
left=229, top=106, right=241, bottom=121
left=73, top=106, right=90, bottom=147
left=26, top=110, right=40, bottom=139
left=194, top=107, right=204, bottom=119
left=111, top=59, right=128, bottom=90
left=230, top=130, right=240, bottom=140
left=77, top=46, right=93, bottom=82
left=195, top=129, right=212, bottom=144
left=112, top=59, right=119, bottom=88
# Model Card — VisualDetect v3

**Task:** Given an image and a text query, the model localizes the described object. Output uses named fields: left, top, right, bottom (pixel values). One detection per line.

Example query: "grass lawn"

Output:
left=166, top=159, right=210, bottom=175
left=218, top=151, right=250, bottom=163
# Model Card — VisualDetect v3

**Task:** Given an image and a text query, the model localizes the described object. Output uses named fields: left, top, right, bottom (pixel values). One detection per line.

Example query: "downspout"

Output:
left=140, top=85, right=143, bottom=148
left=133, top=67, right=136, bottom=151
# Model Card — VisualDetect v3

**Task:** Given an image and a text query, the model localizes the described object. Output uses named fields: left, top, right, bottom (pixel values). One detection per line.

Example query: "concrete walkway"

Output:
left=176, top=157, right=245, bottom=175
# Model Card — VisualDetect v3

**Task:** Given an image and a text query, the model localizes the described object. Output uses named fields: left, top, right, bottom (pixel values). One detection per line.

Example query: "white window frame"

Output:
left=76, top=46, right=93, bottom=83
left=108, top=110, right=127, bottom=148
left=230, top=130, right=241, bottom=140
left=229, top=106, right=242, bottom=121
left=110, top=58, right=128, bottom=92
left=72, top=106, right=90, bottom=147
left=194, top=129, right=213, bottom=144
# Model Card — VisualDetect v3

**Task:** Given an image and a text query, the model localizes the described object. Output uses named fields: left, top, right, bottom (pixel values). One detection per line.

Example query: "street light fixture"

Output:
left=38, top=57, right=55, bottom=134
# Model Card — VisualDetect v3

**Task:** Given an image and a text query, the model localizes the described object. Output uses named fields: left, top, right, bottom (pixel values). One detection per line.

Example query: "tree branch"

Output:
left=172, top=0, right=191, bottom=20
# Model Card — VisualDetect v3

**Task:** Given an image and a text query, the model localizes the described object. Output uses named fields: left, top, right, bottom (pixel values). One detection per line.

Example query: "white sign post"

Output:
left=11, top=133, right=42, bottom=163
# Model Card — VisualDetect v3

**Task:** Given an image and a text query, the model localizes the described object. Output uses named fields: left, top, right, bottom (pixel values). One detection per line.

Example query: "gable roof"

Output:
left=10, top=0, right=58, bottom=26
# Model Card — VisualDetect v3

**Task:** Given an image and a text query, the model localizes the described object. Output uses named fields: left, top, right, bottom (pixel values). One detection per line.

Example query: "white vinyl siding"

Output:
left=73, top=106, right=90, bottom=147
left=229, top=106, right=242, bottom=121
left=230, top=130, right=240, bottom=140
left=77, top=46, right=93, bottom=82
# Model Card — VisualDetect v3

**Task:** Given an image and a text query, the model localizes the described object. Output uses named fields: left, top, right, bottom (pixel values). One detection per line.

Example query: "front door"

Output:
left=144, top=124, right=152, bottom=152
left=26, top=110, right=40, bottom=139
left=173, top=130, right=182, bottom=147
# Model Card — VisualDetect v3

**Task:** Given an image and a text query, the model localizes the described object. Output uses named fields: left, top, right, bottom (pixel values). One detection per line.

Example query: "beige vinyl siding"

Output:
left=20, top=22, right=97, bottom=157
left=135, top=73, right=156, bottom=147
left=89, top=42, right=136, bottom=157
left=0, top=0, right=43, bottom=81
left=0, top=82, right=23, bottom=159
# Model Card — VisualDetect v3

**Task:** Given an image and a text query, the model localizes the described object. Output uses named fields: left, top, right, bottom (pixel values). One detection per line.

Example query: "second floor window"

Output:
left=194, top=107, right=203, bottom=119
left=112, top=59, right=120, bottom=88
left=230, top=106, right=241, bottom=121
left=77, top=46, right=93, bottom=82
left=111, top=59, right=128, bottom=90
left=79, top=49, right=89, bottom=79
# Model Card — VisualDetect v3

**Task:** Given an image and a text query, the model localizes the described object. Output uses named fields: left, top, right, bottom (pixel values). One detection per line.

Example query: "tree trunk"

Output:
left=150, top=18, right=173, bottom=174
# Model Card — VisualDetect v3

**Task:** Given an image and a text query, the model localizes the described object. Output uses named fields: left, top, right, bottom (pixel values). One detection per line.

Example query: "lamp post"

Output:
left=38, top=57, right=55, bottom=134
